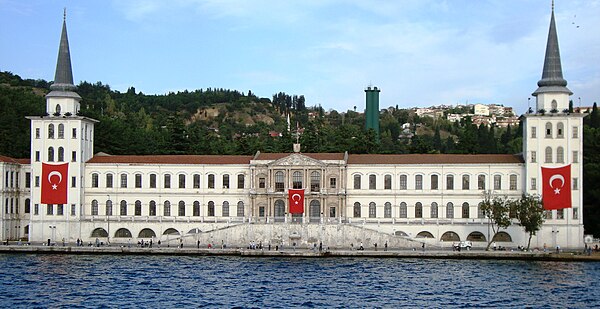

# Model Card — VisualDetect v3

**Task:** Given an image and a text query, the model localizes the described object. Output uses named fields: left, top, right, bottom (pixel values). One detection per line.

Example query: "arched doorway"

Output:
left=441, top=231, right=460, bottom=242
left=416, top=231, right=434, bottom=239
left=274, top=200, right=285, bottom=222
left=309, top=200, right=320, bottom=223
left=467, top=231, right=486, bottom=242
left=138, top=228, right=156, bottom=238
left=91, top=228, right=108, bottom=238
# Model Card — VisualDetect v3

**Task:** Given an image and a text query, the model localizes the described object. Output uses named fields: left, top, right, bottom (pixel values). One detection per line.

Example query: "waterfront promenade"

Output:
left=1, top=244, right=599, bottom=261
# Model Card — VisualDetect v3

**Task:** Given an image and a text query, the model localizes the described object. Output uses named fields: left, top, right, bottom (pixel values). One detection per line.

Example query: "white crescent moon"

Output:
left=48, top=171, right=62, bottom=184
left=549, top=174, right=564, bottom=189
left=292, top=193, right=301, bottom=201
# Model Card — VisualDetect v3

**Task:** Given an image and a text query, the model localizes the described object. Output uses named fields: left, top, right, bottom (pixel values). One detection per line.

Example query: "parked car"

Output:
left=453, top=241, right=472, bottom=251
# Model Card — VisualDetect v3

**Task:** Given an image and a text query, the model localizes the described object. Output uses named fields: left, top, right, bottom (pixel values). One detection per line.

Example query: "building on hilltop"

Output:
left=0, top=5, right=585, bottom=249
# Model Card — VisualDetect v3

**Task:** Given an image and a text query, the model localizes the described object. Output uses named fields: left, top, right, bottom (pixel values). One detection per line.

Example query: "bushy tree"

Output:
left=480, top=192, right=512, bottom=250
left=512, top=194, right=544, bottom=250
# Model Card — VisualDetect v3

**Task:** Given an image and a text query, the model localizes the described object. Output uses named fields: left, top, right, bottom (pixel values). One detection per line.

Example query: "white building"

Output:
left=0, top=6, right=585, bottom=249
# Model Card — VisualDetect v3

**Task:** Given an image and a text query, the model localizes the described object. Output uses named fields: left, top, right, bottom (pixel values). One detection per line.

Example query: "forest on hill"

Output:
left=0, top=70, right=599, bottom=236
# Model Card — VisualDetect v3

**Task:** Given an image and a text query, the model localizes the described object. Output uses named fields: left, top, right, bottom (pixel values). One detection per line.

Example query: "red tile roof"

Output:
left=87, top=155, right=253, bottom=165
left=0, top=155, right=29, bottom=164
left=254, top=153, right=346, bottom=161
left=347, top=154, right=524, bottom=164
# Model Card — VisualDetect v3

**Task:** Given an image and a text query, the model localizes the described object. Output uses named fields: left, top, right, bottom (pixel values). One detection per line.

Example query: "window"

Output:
left=48, top=147, right=54, bottom=162
left=384, top=175, right=392, bottom=190
left=431, top=175, right=438, bottom=190
left=223, top=174, right=230, bottom=189
left=573, top=151, right=579, bottom=163
left=71, top=204, right=76, bottom=216
left=71, top=176, right=76, bottom=188
left=384, top=202, right=392, bottom=218
left=149, top=201, right=156, bottom=216
left=35, top=176, right=40, bottom=187
left=91, top=200, right=98, bottom=215
left=193, top=174, right=201, bottom=188
left=48, top=124, right=55, bottom=139
left=573, top=207, right=579, bottom=220
left=35, top=151, right=40, bottom=162
left=274, top=172, right=284, bottom=191
left=120, top=200, right=127, bottom=216
left=415, top=202, right=423, bottom=218
left=431, top=202, right=438, bottom=218
left=544, top=210, right=552, bottom=219
left=120, top=174, right=127, bottom=188
left=478, top=202, right=485, bottom=219
left=34, top=204, right=39, bottom=215
left=572, top=126, right=578, bottom=138
left=446, top=203, right=454, bottom=219
left=556, top=147, right=564, bottom=163
left=55, top=104, right=61, bottom=114
left=573, top=178, right=579, bottom=190
left=193, top=201, right=200, bottom=216
left=135, top=200, right=142, bottom=216
left=462, top=175, right=470, bottom=190
left=164, top=174, right=171, bottom=188
left=259, top=177, right=266, bottom=189
left=25, top=198, right=30, bottom=213
left=400, top=175, right=407, bottom=190
left=353, top=174, right=361, bottom=189
left=237, top=201, right=244, bottom=217
left=557, top=209, right=564, bottom=220
left=292, top=171, right=302, bottom=189
left=237, top=174, right=245, bottom=189
left=557, top=122, right=564, bottom=138
left=179, top=174, right=186, bottom=188
left=446, top=175, right=454, bottom=190
left=353, top=202, right=361, bottom=218
left=330, top=177, right=337, bottom=189
left=47, top=204, right=53, bottom=215
left=531, top=177, right=537, bottom=190
left=58, top=124, right=64, bottom=139
left=531, top=126, right=537, bottom=138
left=369, top=202, right=376, bottom=218
left=531, top=151, right=537, bottom=163
left=179, top=201, right=186, bottom=216
left=399, top=202, right=407, bottom=218
left=57, top=204, right=63, bottom=216
left=545, top=147, right=552, bottom=163
left=509, top=175, right=517, bottom=191
left=222, top=201, right=229, bottom=217
left=366, top=175, right=375, bottom=190
left=208, top=174, right=215, bottom=189
left=35, top=128, right=40, bottom=139
left=150, top=174, right=157, bottom=188
left=462, top=202, right=470, bottom=218
left=58, top=147, right=64, bottom=161
left=91, top=173, right=99, bottom=188
left=71, top=151, right=76, bottom=162
left=494, top=175, right=501, bottom=190
left=415, top=175, right=423, bottom=190
left=72, top=128, right=77, bottom=139
left=106, top=200, right=113, bottom=216
left=478, top=175, right=486, bottom=190
left=545, top=122, right=552, bottom=138
left=310, top=171, right=320, bottom=192
left=135, top=174, right=142, bottom=188
left=164, top=201, right=171, bottom=216
left=208, top=201, right=215, bottom=216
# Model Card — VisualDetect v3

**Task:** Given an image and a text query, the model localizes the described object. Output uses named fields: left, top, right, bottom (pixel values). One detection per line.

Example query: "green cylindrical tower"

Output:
left=365, top=86, right=380, bottom=136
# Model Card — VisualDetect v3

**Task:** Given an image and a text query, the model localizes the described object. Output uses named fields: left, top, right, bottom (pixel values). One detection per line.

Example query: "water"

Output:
left=1, top=254, right=599, bottom=308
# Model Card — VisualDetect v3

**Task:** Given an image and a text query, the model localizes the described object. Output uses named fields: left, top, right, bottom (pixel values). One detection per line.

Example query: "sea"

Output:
left=1, top=254, right=599, bottom=308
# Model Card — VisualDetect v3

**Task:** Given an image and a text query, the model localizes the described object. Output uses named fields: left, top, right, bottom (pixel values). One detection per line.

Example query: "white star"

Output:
left=554, top=188, right=561, bottom=195
left=52, top=184, right=58, bottom=190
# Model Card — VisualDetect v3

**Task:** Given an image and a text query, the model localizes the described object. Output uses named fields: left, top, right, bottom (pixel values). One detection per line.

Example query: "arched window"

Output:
left=91, top=200, right=98, bottom=216
left=237, top=201, right=244, bottom=217
left=222, top=201, right=229, bottom=217
left=545, top=122, right=552, bottom=138
left=384, top=202, right=392, bottom=218
left=478, top=202, right=485, bottom=218
left=467, top=231, right=486, bottom=242
left=417, top=231, right=434, bottom=238
left=208, top=201, right=215, bottom=216
left=58, top=147, right=64, bottom=162
left=25, top=198, right=31, bottom=214
left=415, top=202, right=423, bottom=218
left=163, top=228, right=180, bottom=236
left=114, top=228, right=132, bottom=238
left=207, top=174, right=215, bottom=189
left=292, top=171, right=303, bottom=189
left=237, top=174, right=245, bottom=189
left=353, top=202, right=361, bottom=218
left=138, top=228, right=156, bottom=238
left=91, top=173, right=99, bottom=188
left=222, top=174, right=229, bottom=188
left=462, top=202, right=470, bottom=218
left=193, top=201, right=200, bottom=216
left=274, top=200, right=285, bottom=218
left=551, top=99, right=558, bottom=111
left=149, top=201, right=156, bottom=216
left=179, top=201, right=186, bottom=216
left=58, top=124, right=64, bottom=139
left=48, top=147, right=54, bottom=162
left=384, top=175, right=392, bottom=189
left=557, top=146, right=564, bottom=163
left=91, top=228, right=108, bottom=237
left=478, top=175, right=486, bottom=190
left=557, top=122, right=564, bottom=138
left=48, top=124, right=55, bottom=139
left=353, top=174, right=361, bottom=189
left=399, top=202, right=407, bottom=218
left=431, top=174, right=439, bottom=190
left=55, top=104, right=61, bottom=114
left=369, top=174, right=377, bottom=190
left=275, top=171, right=284, bottom=191
left=310, top=171, right=320, bottom=192
left=462, top=174, right=470, bottom=190
left=369, top=202, right=376, bottom=218
left=545, top=146, right=553, bottom=163
left=399, top=175, right=407, bottom=190
left=309, top=200, right=320, bottom=221
left=415, top=175, right=423, bottom=190
left=431, top=202, right=438, bottom=218
left=120, top=200, right=127, bottom=216
left=492, top=231, right=513, bottom=242
left=446, top=202, right=454, bottom=218
left=105, top=200, right=112, bottom=216
left=164, top=200, right=171, bottom=216
left=446, top=175, right=454, bottom=190
left=135, top=200, right=142, bottom=216
left=441, top=231, right=460, bottom=242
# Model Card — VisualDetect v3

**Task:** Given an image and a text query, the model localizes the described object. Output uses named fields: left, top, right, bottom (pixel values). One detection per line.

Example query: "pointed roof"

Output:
left=50, top=10, right=76, bottom=92
left=533, top=3, right=572, bottom=96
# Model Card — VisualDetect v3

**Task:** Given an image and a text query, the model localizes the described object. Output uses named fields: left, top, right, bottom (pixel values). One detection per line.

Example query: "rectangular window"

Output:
left=544, top=210, right=553, bottom=219
left=292, top=172, right=302, bottom=189
left=47, top=204, right=53, bottom=215
left=25, top=172, right=31, bottom=188
left=259, top=177, right=266, bottom=189
left=531, top=126, right=536, bottom=138
left=462, top=175, right=470, bottom=190
left=400, top=175, right=407, bottom=190
left=478, top=175, right=485, bottom=190
left=415, top=175, right=423, bottom=190
left=71, top=176, right=76, bottom=188
left=572, top=126, right=578, bottom=138
left=531, top=151, right=537, bottom=163
left=179, top=174, right=186, bottom=188
left=431, top=175, right=438, bottom=190
left=573, top=177, right=579, bottom=190
left=208, top=174, right=215, bottom=189
left=330, top=177, right=337, bottom=189
left=556, top=209, right=564, bottom=220
left=135, top=174, right=142, bottom=188
left=72, top=151, right=76, bottom=162
left=384, top=175, right=392, bottom=190
left=164, top=174, right=171, bottom=188
left=573, top=207, right=579, bottom=220
left=573, top=151, right=578, bottom=163
left=494, top=175, right=501, bottom=190
left=35, top=151, right=40, bottom=162
left=35, top=128, right=40, bottom=139
left=150, top=174, right=157, bottom=188
left=35, top=176, right=40, bottom=187
left=106, top=174, right=113, bottom=188
left=193, top=174, right=200, bottom=189
left=72, top=128, right=77, bottom=139
left=446, top=175, right=454, bottom=190
left=237, top=174, right=245, bottom=189
left=531, top=178, right=537, bottom=190
left=369, top=175, right=376, bottom=190
left=510, top=175, right=517, bottom=191
left=34, top=204, right=39, bottom=215
left=223, top=174, right=230, bottom=189
left=71, top=204, right=76, bottom=216
left=120, top=174, right=127, bottom=188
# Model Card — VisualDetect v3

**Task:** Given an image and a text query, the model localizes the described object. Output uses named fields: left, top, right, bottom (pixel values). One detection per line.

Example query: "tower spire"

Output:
left=50, top=9, right=76, bottom=92
left=533, top=1, right=572, bottom=96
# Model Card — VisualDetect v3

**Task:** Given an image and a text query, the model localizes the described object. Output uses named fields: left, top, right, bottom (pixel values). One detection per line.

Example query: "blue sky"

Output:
left=1, top=0, right=599, bottom=114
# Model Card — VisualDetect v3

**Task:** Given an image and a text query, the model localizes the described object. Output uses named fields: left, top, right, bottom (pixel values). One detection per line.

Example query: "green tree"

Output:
left=512, top=194, right=544, bottom=250
left=480, top=192, right=512, bottom=250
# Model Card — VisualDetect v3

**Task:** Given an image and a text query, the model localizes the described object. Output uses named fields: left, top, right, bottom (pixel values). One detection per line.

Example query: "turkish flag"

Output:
left=288, top=189, right=304, bottom=214
left=41, top=163, right=69, bottom=204
left=541, top=165, right=571, bottom=210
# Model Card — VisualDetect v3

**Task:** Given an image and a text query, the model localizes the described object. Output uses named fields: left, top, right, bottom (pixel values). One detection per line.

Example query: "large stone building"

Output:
left=0, top=6, right=585, bottom=249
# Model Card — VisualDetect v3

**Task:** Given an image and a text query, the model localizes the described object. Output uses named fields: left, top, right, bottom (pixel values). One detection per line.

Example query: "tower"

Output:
left=523, top=2, right=585, bottom=248
left=26, top=12, right=98, bottom=242
left=365, top=86, right=380, bottom=136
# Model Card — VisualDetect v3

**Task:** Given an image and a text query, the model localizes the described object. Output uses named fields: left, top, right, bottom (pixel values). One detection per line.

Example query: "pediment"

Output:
left=269, top=153, right=325, bottom=167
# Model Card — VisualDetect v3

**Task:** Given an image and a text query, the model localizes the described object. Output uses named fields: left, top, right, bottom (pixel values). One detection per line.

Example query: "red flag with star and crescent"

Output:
left=41, top=163, right=69, bottom=204
left=288, top=189, right=304, bottom=214
left=541, top=164, right=571, bottom=210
